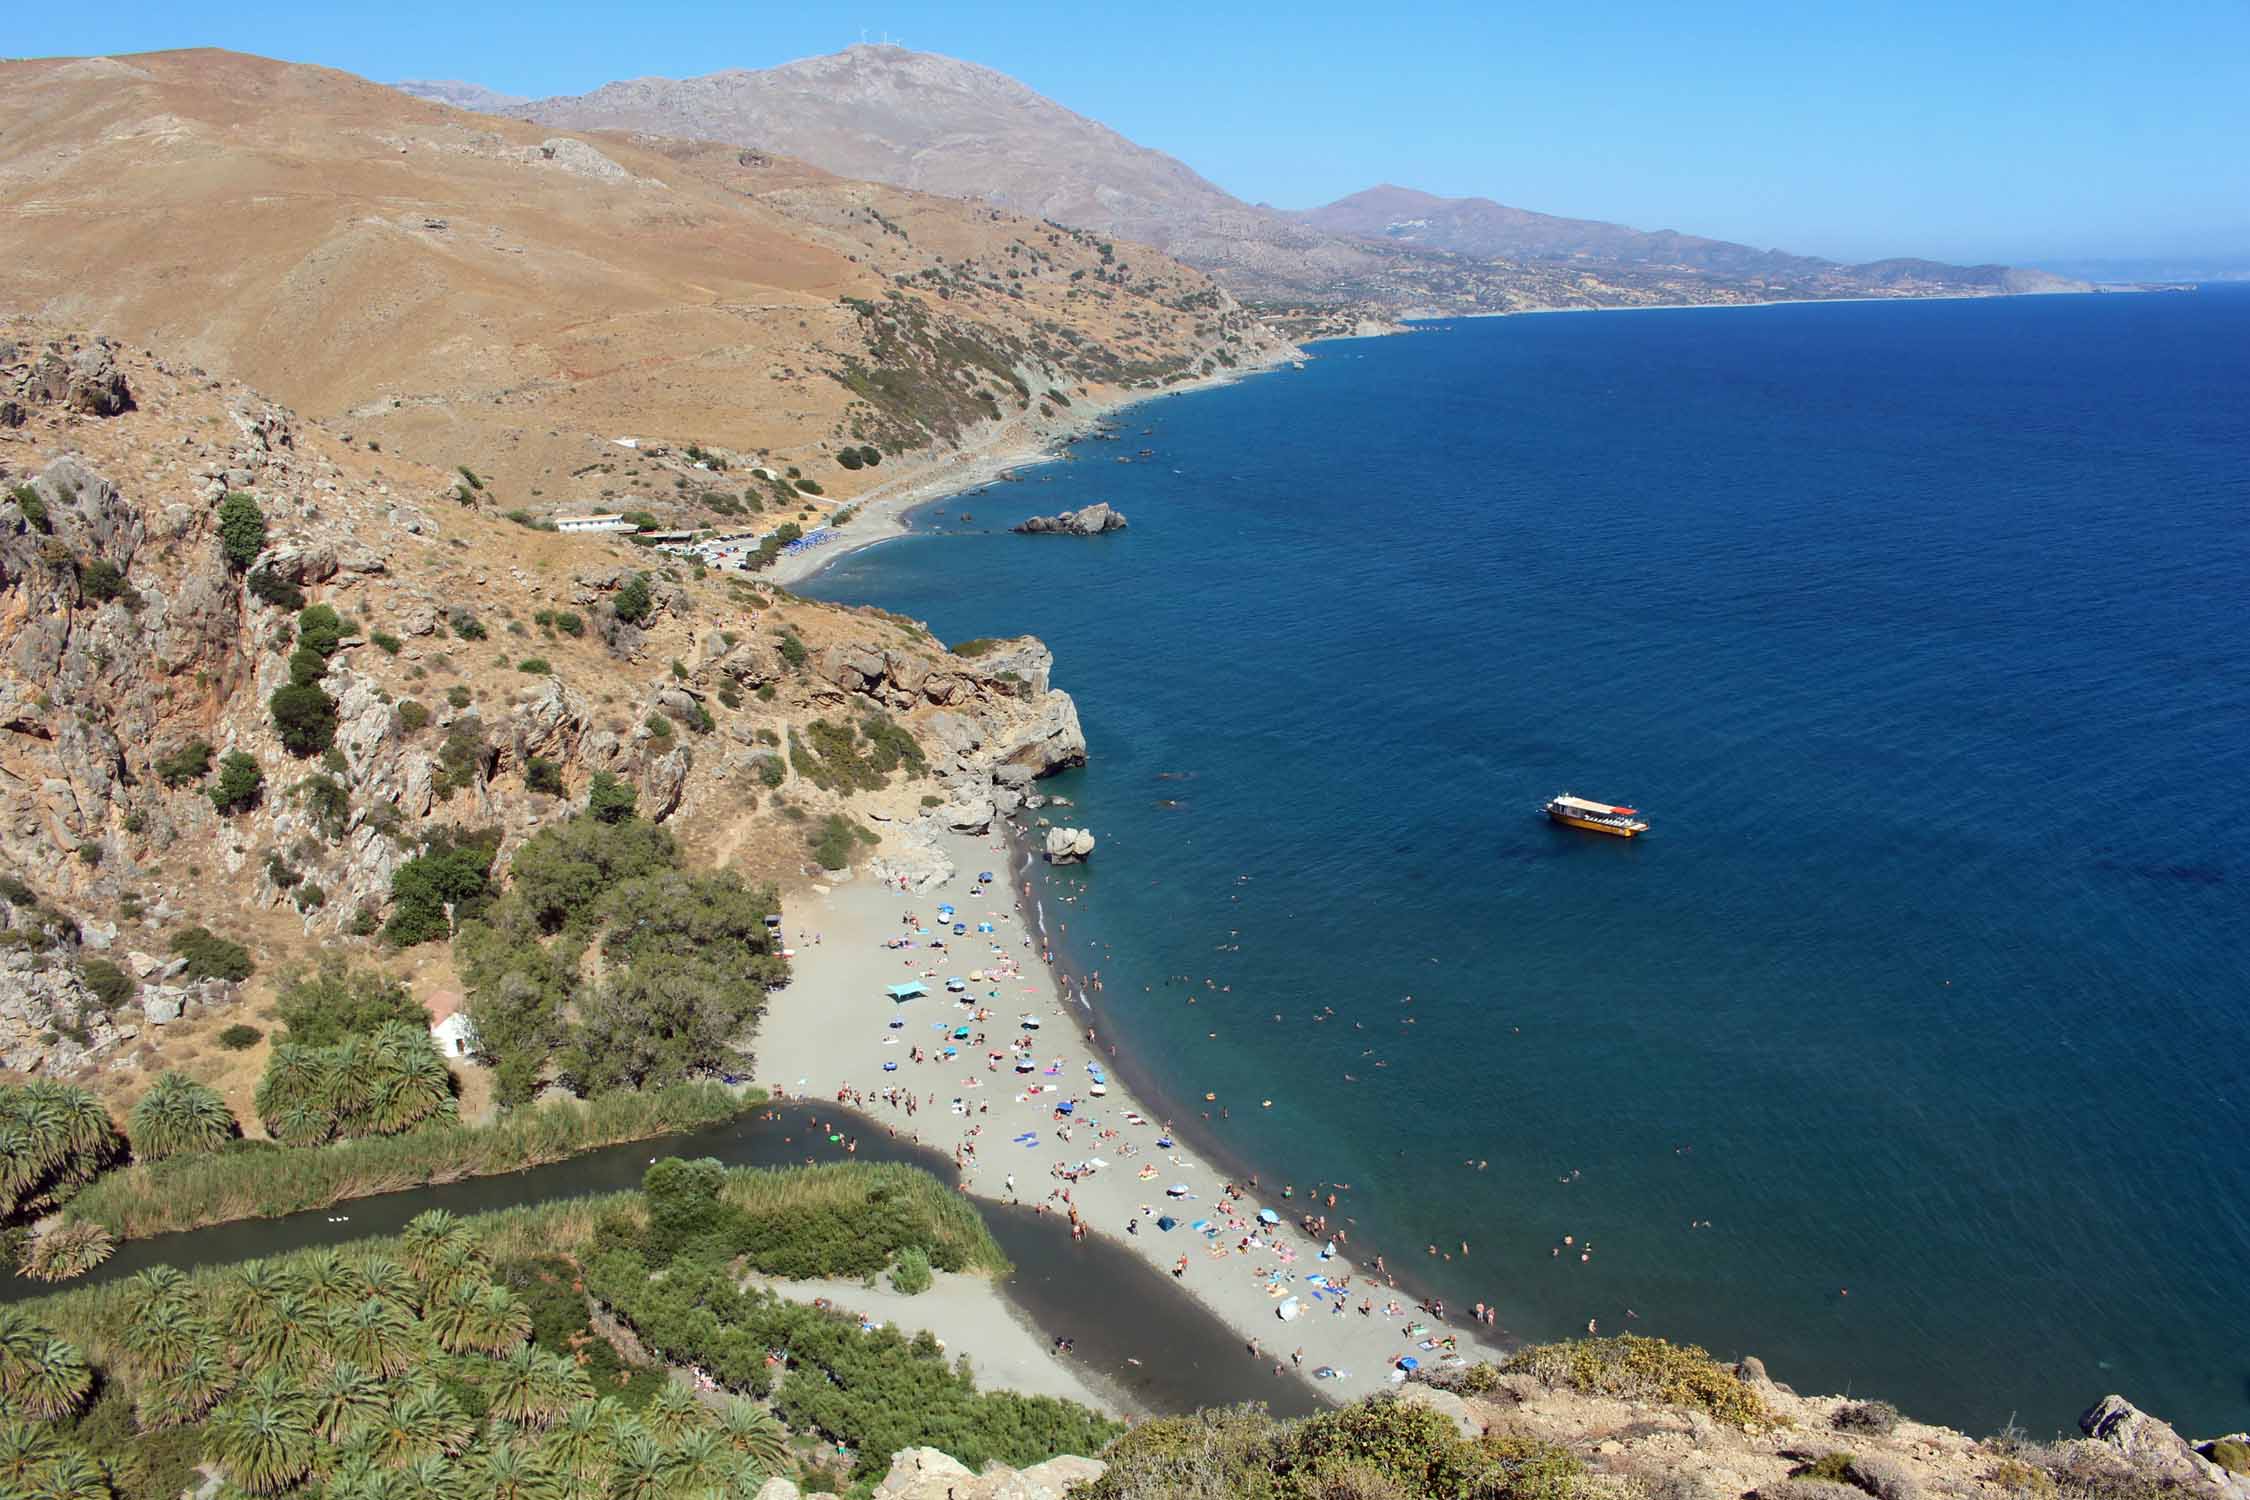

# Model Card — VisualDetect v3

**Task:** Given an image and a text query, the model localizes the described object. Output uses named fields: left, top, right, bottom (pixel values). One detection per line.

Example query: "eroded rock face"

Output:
left=1013, top=501, right=1126, bottom=535
left=873, top=1447, right=1104, bottom=1500
left=2081, top=1396, right=2247, bottom=1497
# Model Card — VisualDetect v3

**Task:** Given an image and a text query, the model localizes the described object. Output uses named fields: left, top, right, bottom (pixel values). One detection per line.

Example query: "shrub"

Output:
left=446, top=684, right=473, bottom=709
left=269, top=683, right=339, bottom=756
left=206, top=750, right=265, bottom=814
left=525, top=756, right=565, bottom=795
left=890, top=1245, right=933, bottom=1294
left=644, top=713, right=674, bottom=741
left=396, top=699, right=431, bottom=733
left=836, top=448, right=864, bottom=470
left=79, top=557, right=135, bottom=605
left=247, top=569, right=305, bottom=610
left=216, top=492, right=266, bottom=570
left=555, top=611, right=585, bottom=638
left=75, top=839, right=103, bottom=866
left=11, top=482, right=52, bottom=532
left=613, top=574, right=653, bottom=624
left=950, top=636, right=1002, bottom=658
left=808, top=813, right=868, bottom=871
left=776, top=631, right=808, bottom=669
left=80, top=957, right=136, bottom=1008
left=2211, top=1442, right=2250, bottom=1477
left=275, top=957, right=425, bottom=1046
left=518, top=657, right=552, bottom=675
left=448, top=606, right=487, bottom=641
left=856, top=445, right=882, bottom=466
left=1834, top=1401, right=1902, bottom=1436
left=155, top=740, right=213, bottom=788
left=371, top=629, right=402, bottom=655
left=794, top=478, right=823, bottom=495
left=587, top=770, right=638, bottom=824
left=1500, top=1335, right=1768, bottom=1427
left=385, top=828, right=499, bottom=946
left=1805, top=1454, right=1860, bottom=1486
left=213, top=1024, right=264, bottom=1053
left=170, top=926, right=255, bottom=982
left=296, top=603, right=348, bottom=656
left=296, top=772, right=351, bottom=839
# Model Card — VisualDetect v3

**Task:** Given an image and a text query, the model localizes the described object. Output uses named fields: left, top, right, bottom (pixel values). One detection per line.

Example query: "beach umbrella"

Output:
left=1258, top=1209, right=1281, bottom=1225
left=1156, top=1216, right=1177, bottom=1231
left=1397, top=1356, right=1419, bottom=1371
left=1277, top=1297, right=1301, bottom=1321
left=1166, top=1183, right=1190, bottom=1196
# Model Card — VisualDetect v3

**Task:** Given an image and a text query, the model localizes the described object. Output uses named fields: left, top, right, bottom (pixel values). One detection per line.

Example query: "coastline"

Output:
left=765, top=342, right=1306, bottom=590
left=755, top=826, right=1516, bottom=1406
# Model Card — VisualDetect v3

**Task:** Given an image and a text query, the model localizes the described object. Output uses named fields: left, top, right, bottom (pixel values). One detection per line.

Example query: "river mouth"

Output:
left=6, top=1101, right=1317, bottom=1420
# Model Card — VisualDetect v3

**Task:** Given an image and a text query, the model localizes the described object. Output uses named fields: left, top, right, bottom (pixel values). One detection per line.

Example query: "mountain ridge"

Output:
left=458, top=44, right=2084, bottom=310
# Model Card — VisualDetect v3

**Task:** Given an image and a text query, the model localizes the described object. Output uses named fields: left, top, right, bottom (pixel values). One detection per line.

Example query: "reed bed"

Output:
left=60, top=1082, right=756, bottom=1241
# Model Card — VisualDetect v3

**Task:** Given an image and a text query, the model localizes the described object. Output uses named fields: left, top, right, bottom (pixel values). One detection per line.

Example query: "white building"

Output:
left=425, top=990, right=480, bottom=1059
left=554, top=513, right=636, bottom=534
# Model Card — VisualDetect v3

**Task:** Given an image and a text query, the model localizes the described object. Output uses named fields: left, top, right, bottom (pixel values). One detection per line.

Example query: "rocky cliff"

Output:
left=0, top=327, right=1083, bottom=1081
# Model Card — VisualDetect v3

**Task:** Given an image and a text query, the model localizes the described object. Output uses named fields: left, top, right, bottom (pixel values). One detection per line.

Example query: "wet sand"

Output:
left=756, top=828, right=1512, bottom=1404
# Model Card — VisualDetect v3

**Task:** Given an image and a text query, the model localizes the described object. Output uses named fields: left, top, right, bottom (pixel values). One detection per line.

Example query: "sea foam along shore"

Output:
left=755, top=826, right=1514, bottom=1406
left=763, top=339, right=1306, bottom=589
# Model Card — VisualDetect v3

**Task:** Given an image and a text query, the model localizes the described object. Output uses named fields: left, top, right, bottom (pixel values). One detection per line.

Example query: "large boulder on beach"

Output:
left=1013, top=502, right=1127, bottom=535
left=1044, top=826, right=1095, bottom=864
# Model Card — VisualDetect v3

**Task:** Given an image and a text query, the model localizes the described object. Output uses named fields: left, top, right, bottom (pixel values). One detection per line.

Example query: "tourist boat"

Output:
left=1543, top=793, right=1649, bottom=838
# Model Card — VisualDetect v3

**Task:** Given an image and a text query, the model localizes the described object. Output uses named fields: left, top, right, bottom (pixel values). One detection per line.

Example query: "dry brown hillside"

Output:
left=0, top=49, right=1287, bottom=517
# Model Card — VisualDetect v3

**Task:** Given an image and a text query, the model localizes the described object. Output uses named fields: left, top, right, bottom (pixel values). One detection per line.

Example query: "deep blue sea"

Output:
left=806, top=289, right=2250, bottom=1437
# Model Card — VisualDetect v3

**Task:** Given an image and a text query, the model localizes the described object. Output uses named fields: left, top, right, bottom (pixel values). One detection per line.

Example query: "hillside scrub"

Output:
left=272, top=958, right=425, bottom=1047
left=455, top=813, right=787, bottom=1104
left=1486, top=1335, right=1770, bottom=1427
left=57, top=1083, right=754, bottom=1243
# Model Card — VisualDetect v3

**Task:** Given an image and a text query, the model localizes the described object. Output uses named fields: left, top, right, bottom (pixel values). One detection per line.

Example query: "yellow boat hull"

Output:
left=1548, top=810, right=1644, bottom=837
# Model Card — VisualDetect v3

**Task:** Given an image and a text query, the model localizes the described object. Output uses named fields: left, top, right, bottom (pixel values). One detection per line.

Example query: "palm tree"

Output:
left=530, top=1350, right=593, bottom=1421
left=367, top=1386, right=470, bottom=1469
left=605, top=1435, right=669, bottom=1500
left=18, top=1446, right=110, bottom=1500
left=298, top=1248, right=361, bottom=1309
left=714, top=1400, right=786, bottom=1476
left=319, top=1448, right=398, bottom=1500
left=137, top=1348, right=232, bottom=1429
left=536, top=1401, right=615, bottom=1485
left=126, top=1297, right=212, bottom=1380
left=0, top=1308, right=52, bottom=1402
left=394, top=1454, right=470, bottom=1500
left=130, top=1071, right=238, bottom=1161
left=422, top=1245, right=488, bottom=1310
left=241, top=1293, right=322, bottom=1374
left=18, top=1221, right=116, bottom=1282
left=206, top=1376, right=316, bottom=1494
left=483, top=1346, right=543, bottom=1429
left=640, top=1384, right=707, bottom=1444
left=470, top=1440, right=564, bottom=1500
left=12, top=1336, right=92, bottom=1420
left=662, top=1430, right=732, bottom=1494
left=348, top=1252, right=420, bottom=1310
left=0, top=1418, right=64, bottom=1488
left=221, top=1262, right=301, bottom=1339
left=326, top=1297, right=422, bottom=1378
left=120, top=1264, right=191, bottom=1310
left=253, top=1043, right=324, bottom=1123
left=309, top=1361, right=389, bottom=1444
left=461, top=1285, right=531, bottom=1356
left=398, top=1211, right=467, bottom=1281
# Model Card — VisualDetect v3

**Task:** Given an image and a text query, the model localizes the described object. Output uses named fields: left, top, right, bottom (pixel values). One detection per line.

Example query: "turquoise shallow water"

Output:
left=806, top=289, right=2250, bottom=1436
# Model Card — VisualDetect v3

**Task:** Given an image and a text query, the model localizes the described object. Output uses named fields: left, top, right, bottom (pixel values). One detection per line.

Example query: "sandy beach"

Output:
left=754, top=827, right=1512, bottom=1407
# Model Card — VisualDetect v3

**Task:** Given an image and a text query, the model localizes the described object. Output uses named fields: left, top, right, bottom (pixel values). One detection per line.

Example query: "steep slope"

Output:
left=0, top=49, right=1285, bottom=515
left=1, top=327, right=1087, bottom=1090
left=506, top=45, right=2081, bottom=308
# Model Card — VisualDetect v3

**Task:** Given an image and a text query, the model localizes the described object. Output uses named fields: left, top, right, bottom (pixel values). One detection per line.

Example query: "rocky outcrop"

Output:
left=2082, top=1396, right=2250, bottom=1499
left=873, top=1448, right=1103, bottom=1500
left=4, top=336, right=133, bottom=419
left=1013, top=502, right=1126, bottom=535
left=1043, top=826, right=1095, bottom=864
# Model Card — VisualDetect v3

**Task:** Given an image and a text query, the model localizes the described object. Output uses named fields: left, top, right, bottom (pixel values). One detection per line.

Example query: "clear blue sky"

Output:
left=13, top=0, right=2248, bottom=266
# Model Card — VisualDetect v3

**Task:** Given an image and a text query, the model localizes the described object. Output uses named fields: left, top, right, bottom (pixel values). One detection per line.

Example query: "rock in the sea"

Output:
left=1044, top=826, right=1096, bottom=864
left=1013, top=501, right=1127, bottom=536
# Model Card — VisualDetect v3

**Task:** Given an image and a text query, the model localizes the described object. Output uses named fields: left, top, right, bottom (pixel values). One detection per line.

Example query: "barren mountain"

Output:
left=1295, top=184, right=2085, bottom=292
left=391, top=78, right=531, bottom=113
left=0, top=49, right=1284, bottom=512
left=505, top=45, right=2081, bottom=309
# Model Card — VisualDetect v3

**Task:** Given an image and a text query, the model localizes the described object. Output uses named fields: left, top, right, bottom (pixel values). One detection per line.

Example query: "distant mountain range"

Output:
left=398, top=47, right=2085, bottom=311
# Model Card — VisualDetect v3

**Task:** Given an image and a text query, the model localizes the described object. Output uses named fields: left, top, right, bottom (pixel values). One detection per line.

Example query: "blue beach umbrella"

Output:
left=1157, top=1216, right=1178, bottom=1231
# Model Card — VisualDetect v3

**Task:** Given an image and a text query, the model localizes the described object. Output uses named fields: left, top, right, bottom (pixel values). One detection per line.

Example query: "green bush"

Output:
left=80, top=957, right=136, bottom=1009
left=856, top=445, right=882, bottom=466
left=1500, top=1335, right=1769, bottom=1427
left=155, top=740, right=213, bottom=789
left=446, top=685, right=473, bottom=709
left=170, top=927, right=255, bottom=982
left=525, top=757, right=564, bottom=796
left=517, top=657, right=551, bottom=675
left=296, top=604, right=348, bottom=656
left=247, top=570, right=304, bottom=610
left=370, top=629, right=402, bottom=655
left=586, top=770, right=638, bottom=824
left=269, top=683, right=339, bottom=757
left=807, top=813, right=870, bottom=871
left=215, top=1023, right=264, bottom=1051
left=794, top=478, right=823, bottom=495
left=776, top=631, right=808, bottom=669
left=1834, top=1401, right=1902, bottom=1435
left=1806, top=1453, right=1860, bottom=1486
left=206, top=750, right=264, bottom=814
left=447, top=606, right=487, bottom=641
left=274, top=958, right=424, bottom=1046
left=836, top=448, right=864, bottom=470
left=79, top=557, right=136, bottom=605
left=216, top=492, right=266, bottom=570
left=395, top=699, right=431, bottom=733
left=950, top=636, right=1002, bottom=658
left=555, top=611, right=585, bottom=638
left=2209, top=1442, right=2250, bottom=1476
left=11, top=482, right=52, bottom=532
left=385, top=828, right=498, bottom=947
left=612, top=575, right=653, bottom=625
left=889, top=1245, right=933, bottom=1295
